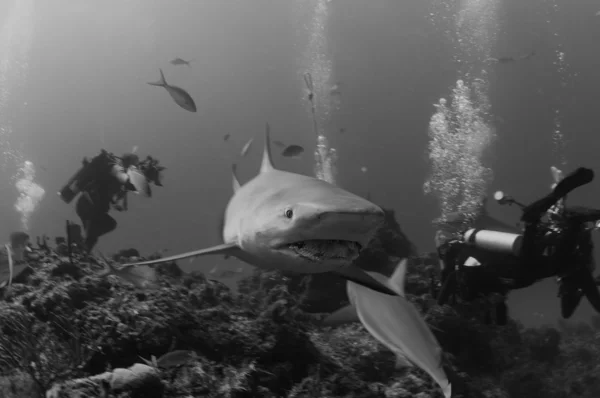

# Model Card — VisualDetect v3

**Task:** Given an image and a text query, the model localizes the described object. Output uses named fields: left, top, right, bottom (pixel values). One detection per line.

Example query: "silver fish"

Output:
left=240, top=138, right=254, bottom=157
left=281, top=144, right=304, bottom=158
left=147, top=69, right=197, bottom=112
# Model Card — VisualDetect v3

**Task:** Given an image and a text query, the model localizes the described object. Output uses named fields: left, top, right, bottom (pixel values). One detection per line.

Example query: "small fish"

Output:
left=157, top=350, right=199, bottom=368
left=330, top=82, right=342, bottom=96
left=240, top=138, right=254, bottom=157
left=273, top=140, right=286, bottom=148
left=170, top=57, right=194, bottom=67
left=223, top=134, right=230, bottom=142
left=140, top=350, right=199, bottom=369
left=218, top=267, right=244, bottom=279
left=97, top=254, right=159, bottom=289
left=281, top=145, right=304, bottom=158
left=147, top=69, right=197, bottom=113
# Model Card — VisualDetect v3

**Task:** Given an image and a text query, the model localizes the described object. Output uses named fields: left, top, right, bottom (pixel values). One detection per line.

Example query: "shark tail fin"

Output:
left=260, top=122, right=275, bottom=173
left=232, top=163, right=241, bottom=192
left=148, top=69, right=167, bottom=87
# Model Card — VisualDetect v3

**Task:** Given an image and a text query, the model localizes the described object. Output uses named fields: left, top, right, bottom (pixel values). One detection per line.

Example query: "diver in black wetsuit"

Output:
left=517, top=167, right=595, bottom=286
left=75, top=152, right=139, bottom=252
left=60, top=151, right=165, bottom=253
left=435, top=167, right=596, bottom=324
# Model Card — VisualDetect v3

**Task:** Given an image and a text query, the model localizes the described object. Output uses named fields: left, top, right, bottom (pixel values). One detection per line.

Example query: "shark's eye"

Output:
left=285, top=209, right=294, bottom=219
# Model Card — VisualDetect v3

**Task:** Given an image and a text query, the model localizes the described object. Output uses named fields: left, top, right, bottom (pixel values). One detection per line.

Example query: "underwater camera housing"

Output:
left=58, top=150, right=114, bottom=204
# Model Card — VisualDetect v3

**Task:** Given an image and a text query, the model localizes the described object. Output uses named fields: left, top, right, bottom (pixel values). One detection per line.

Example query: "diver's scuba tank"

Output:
left=463, top=229, right=523, bottom=256
left=58, top=150, right=114, bottom=204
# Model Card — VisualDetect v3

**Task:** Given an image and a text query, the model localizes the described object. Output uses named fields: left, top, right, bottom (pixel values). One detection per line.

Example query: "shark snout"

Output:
left=310, top=208, right=385, bottom=245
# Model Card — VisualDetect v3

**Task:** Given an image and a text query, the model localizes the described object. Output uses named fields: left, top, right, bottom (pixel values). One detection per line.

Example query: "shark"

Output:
left=323, top=258, right=455, bottom=398
left=121, top=123, right=398, bottom=296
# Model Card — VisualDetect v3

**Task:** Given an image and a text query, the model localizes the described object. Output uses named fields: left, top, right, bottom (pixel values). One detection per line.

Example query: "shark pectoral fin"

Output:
left=334, top=265, right=399, bottom=296
left=322, top=304, right=359, bottom=326
left=122, top=243, right=241, bottom=267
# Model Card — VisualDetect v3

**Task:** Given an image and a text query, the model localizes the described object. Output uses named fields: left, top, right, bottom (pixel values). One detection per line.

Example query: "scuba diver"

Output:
left=516, top=167, right=594, bottom=286
left=58, top=150, right=165, bottom=253
left=485, top=50, right=536, bottom=65
left=435, top=167, right=599, bottom=323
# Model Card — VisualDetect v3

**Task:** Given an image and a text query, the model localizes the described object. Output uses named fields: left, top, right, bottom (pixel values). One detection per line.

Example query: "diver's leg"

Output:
left=84, top=214, right=117, bottom=253
left=96, top=214, right=117, bottom=236
left=75, top=194, right=95, bottom=246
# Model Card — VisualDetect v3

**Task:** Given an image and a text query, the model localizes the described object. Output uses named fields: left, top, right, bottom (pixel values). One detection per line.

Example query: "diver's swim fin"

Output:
left=522, top=167, right=594, bottom=222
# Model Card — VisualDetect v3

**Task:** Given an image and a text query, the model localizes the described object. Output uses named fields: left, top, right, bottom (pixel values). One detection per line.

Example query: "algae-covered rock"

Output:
left=0, top=241, right=595, bottom=398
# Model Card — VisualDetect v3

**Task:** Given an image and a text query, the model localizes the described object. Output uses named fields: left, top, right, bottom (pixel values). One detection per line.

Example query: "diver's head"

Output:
left=121, top=153, right=140, bottom=169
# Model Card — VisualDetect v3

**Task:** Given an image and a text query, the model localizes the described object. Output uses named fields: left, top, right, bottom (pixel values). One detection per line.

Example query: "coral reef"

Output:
left=0, top=224, right=599, bottom=397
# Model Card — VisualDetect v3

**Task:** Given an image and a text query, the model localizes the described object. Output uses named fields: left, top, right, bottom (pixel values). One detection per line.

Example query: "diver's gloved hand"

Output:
left=521, top=167, right=594, bottom=223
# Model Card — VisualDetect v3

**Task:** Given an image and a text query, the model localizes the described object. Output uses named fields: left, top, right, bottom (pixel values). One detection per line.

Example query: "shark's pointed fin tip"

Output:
left=232, top=163, right=241, bottom=192
left=260, top=122, right=275, bottom=173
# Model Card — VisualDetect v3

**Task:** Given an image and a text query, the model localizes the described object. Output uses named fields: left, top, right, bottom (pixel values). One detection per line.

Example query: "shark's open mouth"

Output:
left=287, top=240, right=362, bottom=261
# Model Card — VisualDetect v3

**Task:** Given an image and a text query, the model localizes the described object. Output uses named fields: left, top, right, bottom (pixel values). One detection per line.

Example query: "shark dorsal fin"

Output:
left=232, top=164, right=241, bottom=192
left=389, top=258, right=408, bottom=297
left=260, top=122, right=275, bottom=173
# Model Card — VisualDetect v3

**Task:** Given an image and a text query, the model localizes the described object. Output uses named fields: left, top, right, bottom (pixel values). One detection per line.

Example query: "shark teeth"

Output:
left=288, top=240, right=362, bottom=261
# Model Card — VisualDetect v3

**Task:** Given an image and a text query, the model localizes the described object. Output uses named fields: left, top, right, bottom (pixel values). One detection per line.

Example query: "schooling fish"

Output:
left=240, top=138, right=254, bottom=157
left=147, top=69, right=197, bottom=112
left=281, top=144, right=304, bottom=158
left=170, top=57, right=194, bottom=67
left=273, top=140, right=286, bottom=148
left=140, top=350, right=199, bottom=369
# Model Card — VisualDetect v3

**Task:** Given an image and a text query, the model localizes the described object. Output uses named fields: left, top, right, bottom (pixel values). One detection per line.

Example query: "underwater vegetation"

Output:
left=0, top=212, right=599, bottom=397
